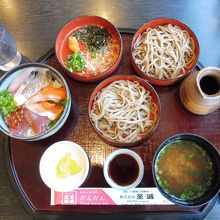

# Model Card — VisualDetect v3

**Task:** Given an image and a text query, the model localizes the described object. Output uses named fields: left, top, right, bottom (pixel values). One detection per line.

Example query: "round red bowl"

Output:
left=55, top=15, right=123, bottom=82
left=131, top=18, right=200, bottom=86
left=88, top=75, right=161, bottom=147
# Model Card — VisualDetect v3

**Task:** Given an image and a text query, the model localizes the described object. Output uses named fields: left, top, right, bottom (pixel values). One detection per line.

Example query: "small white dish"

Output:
left=103, top=149, right=144, bottom=190
left=39, top=141, right=90, bottom=192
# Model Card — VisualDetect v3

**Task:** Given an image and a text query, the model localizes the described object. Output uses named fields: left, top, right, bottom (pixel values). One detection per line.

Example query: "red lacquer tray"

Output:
left=4, top=28, right=220, bottom=220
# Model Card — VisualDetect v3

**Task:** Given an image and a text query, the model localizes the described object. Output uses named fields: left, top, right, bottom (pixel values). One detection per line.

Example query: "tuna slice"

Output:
left=27, top=83, right=66, bottom=104
left=25, top=101, right=64, bottom=121
left=6, top=107, right=51, bottom=136
left=23, top=108, right=51, bottom=135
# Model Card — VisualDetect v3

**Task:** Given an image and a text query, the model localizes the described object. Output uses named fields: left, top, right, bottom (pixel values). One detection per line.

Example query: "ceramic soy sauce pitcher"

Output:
left=180, top=67, right=220, bottom=115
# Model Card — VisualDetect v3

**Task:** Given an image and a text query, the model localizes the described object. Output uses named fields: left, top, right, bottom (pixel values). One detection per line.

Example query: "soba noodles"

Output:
left=90, top=80, right=158, bottom=143
left=132, top=24, right=195, bottom=80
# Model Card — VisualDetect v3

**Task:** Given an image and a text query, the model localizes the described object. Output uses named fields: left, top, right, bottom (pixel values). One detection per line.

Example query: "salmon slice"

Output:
left=23, top=108, right=51, bottom=135
left=40, top=102, right=64, bottom=115
left=27, top=84, right=66, bottom=104
left=25, top=101, right=64, bottom=121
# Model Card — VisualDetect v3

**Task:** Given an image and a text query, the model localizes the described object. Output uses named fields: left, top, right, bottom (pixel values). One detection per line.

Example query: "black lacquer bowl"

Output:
left=152, top=133, right=220, bottom=207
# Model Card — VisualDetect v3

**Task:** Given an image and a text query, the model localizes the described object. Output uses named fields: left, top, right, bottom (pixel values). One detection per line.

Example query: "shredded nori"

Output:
left=73, top=25, right=111, bottom=53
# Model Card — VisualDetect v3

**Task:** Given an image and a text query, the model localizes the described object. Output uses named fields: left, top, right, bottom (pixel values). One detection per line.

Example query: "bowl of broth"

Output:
left=103, top=149, right=144, bottom=190
left=0, top=63, right=71, bottom=141
left=152, top=133, right=220, bottom=207
left=55, top=15, right=122, bottom=82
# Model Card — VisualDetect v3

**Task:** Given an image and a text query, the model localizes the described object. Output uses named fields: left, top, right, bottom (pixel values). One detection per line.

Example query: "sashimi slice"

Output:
left=25, top=101, right=64, bottom=120
left=40, top=102, right=65, bottom=116
left=6, top=107, right=29, bottom=136
left=23, top=108, right=51, bottom=135
left=7, top=67, right=36, bottom=95
left=13, top=68, right=52, bottom=105
left=27, top=84, right=66, bottom=104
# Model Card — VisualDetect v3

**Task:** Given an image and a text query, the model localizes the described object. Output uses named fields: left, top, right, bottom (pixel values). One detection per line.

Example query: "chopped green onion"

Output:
left=66, top=52, right=86, bottom=72
left=0, top=90, right=17, bottom=117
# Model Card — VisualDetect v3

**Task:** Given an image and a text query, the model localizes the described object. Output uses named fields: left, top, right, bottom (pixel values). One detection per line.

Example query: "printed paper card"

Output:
left=51, top=187, right=174, bottom=205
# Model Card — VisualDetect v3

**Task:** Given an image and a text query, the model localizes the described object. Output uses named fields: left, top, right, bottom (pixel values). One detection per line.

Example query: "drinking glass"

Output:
left=0, top=22, right=22, bottom=71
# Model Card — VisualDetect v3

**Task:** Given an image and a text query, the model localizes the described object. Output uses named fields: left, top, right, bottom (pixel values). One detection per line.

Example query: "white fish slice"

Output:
left=7, top=67, right=37, bottom=95
left=14, top=68, right=52, bottom=106
left=14, top=71, right=37, bottom=95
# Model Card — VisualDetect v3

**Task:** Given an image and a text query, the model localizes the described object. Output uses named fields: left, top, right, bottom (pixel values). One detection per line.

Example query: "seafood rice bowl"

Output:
left=0, top=63, right=71, bottom=141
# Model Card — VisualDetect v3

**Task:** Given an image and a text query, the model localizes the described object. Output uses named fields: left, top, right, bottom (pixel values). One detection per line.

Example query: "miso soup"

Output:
left=155, top=140, right=213, bottom=200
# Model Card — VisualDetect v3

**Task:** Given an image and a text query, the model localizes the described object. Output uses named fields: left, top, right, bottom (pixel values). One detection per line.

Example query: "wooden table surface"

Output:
left=0, top=1, right=219, bottom=220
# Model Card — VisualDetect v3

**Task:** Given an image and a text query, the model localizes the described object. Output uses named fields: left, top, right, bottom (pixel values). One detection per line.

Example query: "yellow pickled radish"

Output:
left=56, top=152, right=81, bottom=178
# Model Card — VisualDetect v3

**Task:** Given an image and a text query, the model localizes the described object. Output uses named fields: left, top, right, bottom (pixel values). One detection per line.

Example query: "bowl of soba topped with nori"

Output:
left=55, top=16, right=122, bottom=82
left=152, top=133, right=220, bottom=207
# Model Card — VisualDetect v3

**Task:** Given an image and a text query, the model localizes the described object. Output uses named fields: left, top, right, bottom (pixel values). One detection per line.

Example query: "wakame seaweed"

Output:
left=73, top=25, right=111, bottom=53
left=155, top=140, right=214, bottom=201
left=180, top=184, right=207, bottom=200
